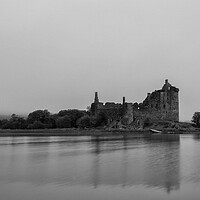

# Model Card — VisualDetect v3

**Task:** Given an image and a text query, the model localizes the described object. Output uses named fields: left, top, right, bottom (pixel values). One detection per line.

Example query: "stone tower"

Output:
left=94, top=92, right=99, bottom=103
left=90, top=92, right=104, bottom=115
left=90, top=79, right=179, bottom=124
left=160, top=79, right=179, bottom=121
left=137, top=79, right=179, bottom=122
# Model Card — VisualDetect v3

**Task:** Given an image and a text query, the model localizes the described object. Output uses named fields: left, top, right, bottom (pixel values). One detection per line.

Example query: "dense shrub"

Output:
left=26, top=110, right=55, bottom=128
left=0, top=114, right=27, bottom=129
left=95, top=112, right=108, bottom=127
left=57, top=110, right=86, bottom=127
left=192, top=112, right=200, bottom=127
left=27, top=110, right=51, bottom=124
left=27, top=121, right=46, bottom=129
left=0, top=109, right=89, bottom=130
left=56, top=115, right=72, bottom=128
left=76, top=115, right=91, bottom=128
left=0, top=119, right=9, bottom=129
left=143, top=118, right=152, bottom=128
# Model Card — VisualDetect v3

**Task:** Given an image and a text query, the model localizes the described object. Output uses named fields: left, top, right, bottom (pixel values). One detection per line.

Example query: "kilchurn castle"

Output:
left=90, top=79, right=179, bottom=128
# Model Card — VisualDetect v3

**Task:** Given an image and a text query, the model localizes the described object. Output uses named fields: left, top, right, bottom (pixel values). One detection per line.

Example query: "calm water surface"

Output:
left=0, top=134, right=200, bottom=200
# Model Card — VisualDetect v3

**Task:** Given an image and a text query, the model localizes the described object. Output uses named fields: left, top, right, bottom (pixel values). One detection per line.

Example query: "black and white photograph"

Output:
left=1, top=0, right=200, bottom=200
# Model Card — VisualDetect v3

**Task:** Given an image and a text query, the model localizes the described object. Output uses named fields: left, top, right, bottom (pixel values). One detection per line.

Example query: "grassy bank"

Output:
left=0, top=126, right=200, bottom=137
left=0, top=128, right=146, bottom=137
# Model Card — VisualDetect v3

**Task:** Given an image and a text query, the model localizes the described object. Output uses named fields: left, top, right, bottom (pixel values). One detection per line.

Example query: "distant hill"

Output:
left=0, top=115, right=10, bottom=120
left=0, top=114, right=27, bottom=120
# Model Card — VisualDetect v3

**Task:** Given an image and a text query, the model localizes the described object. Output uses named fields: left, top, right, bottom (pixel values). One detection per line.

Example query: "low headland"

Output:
left=2, top=80, right=199, bottom=137
left=0, top=121, right=199, bottom=137
left=1, top=108, right=200, bottom=137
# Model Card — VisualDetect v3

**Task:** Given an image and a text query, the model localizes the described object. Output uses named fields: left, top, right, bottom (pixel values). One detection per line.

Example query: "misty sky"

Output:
left=1, top=0, right=200, bottom=121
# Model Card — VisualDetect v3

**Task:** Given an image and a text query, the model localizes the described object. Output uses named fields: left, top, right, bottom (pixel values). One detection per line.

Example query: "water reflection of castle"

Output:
left=90, top=138, right=180, bottom=193
left=2, top=138, right=180, bottom=194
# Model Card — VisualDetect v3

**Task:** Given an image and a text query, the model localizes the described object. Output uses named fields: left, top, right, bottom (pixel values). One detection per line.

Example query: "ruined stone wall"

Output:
left=91, top=102, right=124, bottom=120
left=122, top=103, right=134, bottom=125
left=158, top=88, right=179, bottom=121
left=90, top=80, right=179, bottom=127
left=168, top=87, right=179, bottom=121
left=135, top=80, right=179, bottom=123
left=90, top=102, right=104, bottom=115
left=99, top=107, right=124, bottom=120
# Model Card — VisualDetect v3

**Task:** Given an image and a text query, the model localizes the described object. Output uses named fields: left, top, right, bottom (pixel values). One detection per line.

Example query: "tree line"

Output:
left=0, top=109, right=108, bottom=129
left=1, top=109, right=199, bottom=129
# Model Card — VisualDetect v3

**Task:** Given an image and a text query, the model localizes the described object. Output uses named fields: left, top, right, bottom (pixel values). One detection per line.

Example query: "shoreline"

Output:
left=0, top=128, right=200, bottom=137
left=0, top=128, right=145, bottom=137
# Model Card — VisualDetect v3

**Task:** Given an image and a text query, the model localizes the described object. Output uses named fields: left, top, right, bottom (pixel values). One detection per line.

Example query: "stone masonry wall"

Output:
left=90, top=80, right=179, bottom=127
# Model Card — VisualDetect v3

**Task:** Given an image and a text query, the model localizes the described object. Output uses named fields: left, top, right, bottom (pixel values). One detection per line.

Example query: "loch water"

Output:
left=0, top=134, right=200, bottom=200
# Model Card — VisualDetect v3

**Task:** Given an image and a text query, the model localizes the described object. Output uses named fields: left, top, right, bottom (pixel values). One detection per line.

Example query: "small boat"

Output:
left=149, top=129, right=162, bottom=134
left=144, top=129, right=180, bottom=141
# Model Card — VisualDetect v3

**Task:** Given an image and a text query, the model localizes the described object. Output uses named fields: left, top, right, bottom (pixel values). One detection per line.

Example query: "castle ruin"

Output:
left=90, top=79, right=179, bottom=127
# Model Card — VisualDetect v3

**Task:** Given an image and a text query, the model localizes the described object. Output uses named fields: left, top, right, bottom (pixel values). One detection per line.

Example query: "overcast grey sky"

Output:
left=0, top=0, right=200, bottom=121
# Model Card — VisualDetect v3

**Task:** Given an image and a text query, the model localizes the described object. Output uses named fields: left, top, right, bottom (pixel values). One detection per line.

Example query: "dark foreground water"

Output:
left=0, top=134, right=200, bottom=200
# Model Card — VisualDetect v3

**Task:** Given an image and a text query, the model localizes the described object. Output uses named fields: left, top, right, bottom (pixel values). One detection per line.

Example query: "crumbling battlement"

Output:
left=90, top=79, right=179, bottom=127
left=90, top=92, right=124, bottom=121
left=141, top=79, right=179, bottom=121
